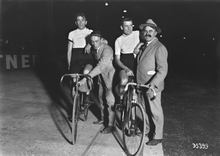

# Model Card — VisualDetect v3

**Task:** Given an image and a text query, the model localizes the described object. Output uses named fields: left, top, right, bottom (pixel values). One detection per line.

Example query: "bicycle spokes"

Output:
left=123, top=103, right=146, bottom=156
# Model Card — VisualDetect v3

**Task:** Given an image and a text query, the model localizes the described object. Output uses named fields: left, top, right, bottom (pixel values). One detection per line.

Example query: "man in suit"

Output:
left=78, top=31, right=115, bottom=134
left=135, top=19, right=168, bottom=146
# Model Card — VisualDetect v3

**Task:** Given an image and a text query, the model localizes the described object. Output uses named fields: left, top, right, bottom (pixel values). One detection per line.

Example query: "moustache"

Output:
left=145, top=34, right=151, bottom=37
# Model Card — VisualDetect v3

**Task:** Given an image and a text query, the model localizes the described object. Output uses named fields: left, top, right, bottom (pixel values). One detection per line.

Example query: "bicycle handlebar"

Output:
left=60, top=73, right=93, bottom=90
left=60, top=73, right=91, bottom=83
left=124, top=82, right=156, bottom=101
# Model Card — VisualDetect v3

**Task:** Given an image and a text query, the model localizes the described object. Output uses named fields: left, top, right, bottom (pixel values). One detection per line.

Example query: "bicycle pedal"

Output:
left=126, top=128, right=135, bottom=137
left=84, top=102, right=92, bottom=107
left=130, top=126, right=136, bottom=132
left=130, top=120, right=137, bottom=131
left=116, top=104, right=125, bottom=111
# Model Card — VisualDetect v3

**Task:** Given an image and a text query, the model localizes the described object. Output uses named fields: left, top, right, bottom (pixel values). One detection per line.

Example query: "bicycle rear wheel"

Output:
left=122, top=102, right=146, bottom=156
left=72, top=93, right=80, bottom=145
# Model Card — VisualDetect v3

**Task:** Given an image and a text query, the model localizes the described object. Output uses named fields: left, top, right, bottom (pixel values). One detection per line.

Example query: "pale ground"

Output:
left=0, top=69, right=164, bottom=156
left=1, top=69, right=220, bottom=156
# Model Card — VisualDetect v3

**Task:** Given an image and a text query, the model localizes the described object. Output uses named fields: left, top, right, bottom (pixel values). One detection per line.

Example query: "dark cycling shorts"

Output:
left=120, top=53, right=135, bottom=71
left=70, top=48, right=94, bottom=73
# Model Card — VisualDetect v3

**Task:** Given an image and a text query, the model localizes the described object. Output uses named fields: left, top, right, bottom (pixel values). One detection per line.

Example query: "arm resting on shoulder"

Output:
left=133, top=42, right=144, bottom=55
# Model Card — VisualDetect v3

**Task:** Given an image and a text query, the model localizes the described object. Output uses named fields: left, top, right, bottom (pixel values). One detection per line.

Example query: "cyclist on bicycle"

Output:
left=66, top=13, right=107, bottom=121
left=67, top=12, right=107, bottom=75
left=114, top=17, right=140, bottom=100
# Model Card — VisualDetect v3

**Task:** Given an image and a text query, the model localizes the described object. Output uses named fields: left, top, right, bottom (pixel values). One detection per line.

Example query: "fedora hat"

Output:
left=139, top=19, right=161, bottom=33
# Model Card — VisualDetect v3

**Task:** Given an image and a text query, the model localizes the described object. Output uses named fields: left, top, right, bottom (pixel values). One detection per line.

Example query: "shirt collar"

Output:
left=77, top=27, right=87, bottom=31
left=147, top=37, right=156, bottom=45
left=96, top=45, right=102, bottom=53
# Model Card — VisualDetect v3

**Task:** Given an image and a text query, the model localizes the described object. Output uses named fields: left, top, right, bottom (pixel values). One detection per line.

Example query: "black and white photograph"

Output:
left=0, top=0, right=220, bottom=155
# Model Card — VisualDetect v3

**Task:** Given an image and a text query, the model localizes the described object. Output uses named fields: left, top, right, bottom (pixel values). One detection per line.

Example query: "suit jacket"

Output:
left=136, top=37, right=168, bottom=92
left=88, top=43, right=115, bottom=89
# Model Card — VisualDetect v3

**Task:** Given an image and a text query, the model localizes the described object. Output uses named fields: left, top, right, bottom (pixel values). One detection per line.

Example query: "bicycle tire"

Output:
left=72, top=93, right=80, bottom=145
left=122, top=102, right=146, bottom=156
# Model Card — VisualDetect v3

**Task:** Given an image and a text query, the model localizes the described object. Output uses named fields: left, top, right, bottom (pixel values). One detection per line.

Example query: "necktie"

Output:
left=142, top=42, right=148, bottom=50
left=138, top=43, right=148, bottom=61
left=93, top=49, right=98, bottom=59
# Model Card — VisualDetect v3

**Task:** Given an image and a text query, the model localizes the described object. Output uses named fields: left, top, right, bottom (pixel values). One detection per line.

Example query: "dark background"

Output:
left=1, top=1, right=220, bottom=155
left=1, top=0, right=220, bottom=80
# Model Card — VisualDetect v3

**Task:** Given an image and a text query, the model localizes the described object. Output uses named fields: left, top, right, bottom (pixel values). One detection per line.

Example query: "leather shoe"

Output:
left=100, top=126, right=115, bottom=134
left=93, top=119, right=104, bottom=124
left=146, top=139, right=162, bottom=146
left=135, top=128, right=149, bottom=136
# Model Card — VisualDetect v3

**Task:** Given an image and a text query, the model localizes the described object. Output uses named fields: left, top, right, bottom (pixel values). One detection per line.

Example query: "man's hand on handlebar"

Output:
left=125, top=68, right=134, bottom=76
left=77, top=78, right=87, bottom=86
left=146, top=83, right=156, bottom=95
left=148, top=83, right=156, bottom=90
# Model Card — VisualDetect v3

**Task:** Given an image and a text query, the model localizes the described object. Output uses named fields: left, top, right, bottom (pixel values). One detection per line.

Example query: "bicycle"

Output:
left=60, top=73, right=94, bottom=145
left=114, top=77, right=156, bottom=156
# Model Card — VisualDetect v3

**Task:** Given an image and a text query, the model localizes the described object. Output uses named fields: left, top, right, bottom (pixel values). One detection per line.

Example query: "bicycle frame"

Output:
left=119, top=81, right=156, bottom=156
left=60, top=73, right=93, bottom=145
left=60, top=73, right=94, bottom=100
left=124, top=82, right=156, bottom=101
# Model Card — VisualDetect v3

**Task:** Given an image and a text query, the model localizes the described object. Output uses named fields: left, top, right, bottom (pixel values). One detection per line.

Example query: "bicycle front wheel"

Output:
left=122, top=102, right=146, bottom=156
left=72, top=93, right=80, bottom=145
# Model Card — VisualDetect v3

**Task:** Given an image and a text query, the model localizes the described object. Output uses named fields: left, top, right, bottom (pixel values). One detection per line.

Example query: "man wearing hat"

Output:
left=135, top=19, right=168, bottom=146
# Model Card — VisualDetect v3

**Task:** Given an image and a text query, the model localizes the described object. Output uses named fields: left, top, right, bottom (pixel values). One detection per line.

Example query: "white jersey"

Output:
left=115, top=31, right=140, bottom=56
left=68, top=28, right=93, bottom=48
